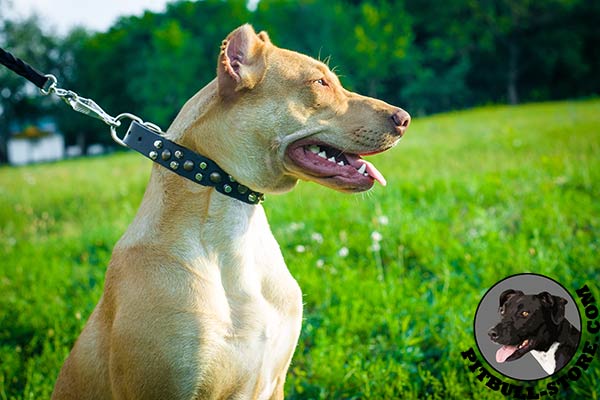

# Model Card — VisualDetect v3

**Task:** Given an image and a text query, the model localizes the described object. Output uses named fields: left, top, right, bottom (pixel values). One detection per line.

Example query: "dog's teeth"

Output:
left=357, top=164, right=367, bottom=174
left=318, top=151, right=327, bottom=158
left=308, top=145, right=320, bottom=154
left=328, top=157, right=336, bottom=163
left=364, top=172, right=369, bottom=176
left=337, top=161, right=345, bottom=166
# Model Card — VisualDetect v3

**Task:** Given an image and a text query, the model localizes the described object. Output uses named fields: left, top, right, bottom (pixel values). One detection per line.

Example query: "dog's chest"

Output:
left=192, top=214, right=303, bottom=398
left=237, top=300, right=300, bottom=394
left=530, top=342, right=560, bottom=374
left=198, top=277, right=302, bottom=398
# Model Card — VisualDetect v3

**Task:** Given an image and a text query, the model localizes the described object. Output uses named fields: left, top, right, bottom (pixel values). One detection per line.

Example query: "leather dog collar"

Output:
left=123, top=121, right=264, bottom=205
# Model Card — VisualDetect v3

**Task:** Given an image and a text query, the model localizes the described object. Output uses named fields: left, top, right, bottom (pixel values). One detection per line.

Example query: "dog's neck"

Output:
left=116, top=79, right=267, bottom=264
left=119, top=165, right=260, bottom=252
left=166, top=78, right=221, bottom=157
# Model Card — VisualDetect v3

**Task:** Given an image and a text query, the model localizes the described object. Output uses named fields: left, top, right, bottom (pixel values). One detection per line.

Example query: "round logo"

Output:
left=474, top=273, right=582, bottom=380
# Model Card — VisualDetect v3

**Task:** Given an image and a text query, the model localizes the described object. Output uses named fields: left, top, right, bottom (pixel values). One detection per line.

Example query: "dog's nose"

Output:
left=391, top=109, right=411, bottom=136
left=488, top=328, right=499, bottom=341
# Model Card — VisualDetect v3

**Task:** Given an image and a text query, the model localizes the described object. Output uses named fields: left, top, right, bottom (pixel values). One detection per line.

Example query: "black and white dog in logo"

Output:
left=488, top=289, right=580, bottom=375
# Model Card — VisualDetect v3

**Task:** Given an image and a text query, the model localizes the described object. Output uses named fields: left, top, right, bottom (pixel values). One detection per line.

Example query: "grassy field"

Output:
left=1, top=100, right=599, bottom=399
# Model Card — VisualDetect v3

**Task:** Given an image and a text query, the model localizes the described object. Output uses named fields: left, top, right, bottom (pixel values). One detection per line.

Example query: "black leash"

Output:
left=0, top=47, right=49, bottom=89
left=0, top=47, right=264, bottom=205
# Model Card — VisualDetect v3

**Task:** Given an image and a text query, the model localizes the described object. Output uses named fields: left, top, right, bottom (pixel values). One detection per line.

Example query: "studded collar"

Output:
left=123, top=121, right=264, bottom=205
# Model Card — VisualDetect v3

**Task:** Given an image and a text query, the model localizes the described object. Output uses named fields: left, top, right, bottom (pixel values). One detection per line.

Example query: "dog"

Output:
left=488, top=289, right=580, bottom=376
left=51, top=24, right=410, bottom=399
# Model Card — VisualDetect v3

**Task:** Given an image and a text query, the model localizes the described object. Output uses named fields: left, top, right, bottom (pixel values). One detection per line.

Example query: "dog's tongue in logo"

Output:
left=496, top=345, right=518, bottom=363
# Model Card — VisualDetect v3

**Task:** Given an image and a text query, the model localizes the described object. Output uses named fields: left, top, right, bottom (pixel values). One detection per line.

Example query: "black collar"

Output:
left=123, top=121, right=264, bottom=205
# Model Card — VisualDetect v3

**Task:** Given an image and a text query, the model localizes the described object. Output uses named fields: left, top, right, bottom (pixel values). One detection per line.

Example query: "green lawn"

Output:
left=1, top=100, right=599, bottom=399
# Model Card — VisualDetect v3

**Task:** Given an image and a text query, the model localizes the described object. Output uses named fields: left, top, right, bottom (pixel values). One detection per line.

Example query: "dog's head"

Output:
left=488, top=289, right=568, bottom=364
left=174, top=24, right=410, bottom=194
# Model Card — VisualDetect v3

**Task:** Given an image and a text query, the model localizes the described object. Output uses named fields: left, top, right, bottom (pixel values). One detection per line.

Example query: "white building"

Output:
left=8, top=134, right=65, bottom=165
left=7, top=118, right=65, bottom=165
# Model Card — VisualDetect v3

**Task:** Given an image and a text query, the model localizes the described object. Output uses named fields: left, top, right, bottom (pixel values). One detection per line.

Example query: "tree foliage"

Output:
left=0, top=15, right=61, bottom=161
left=0, top=0, right=598, bottom=160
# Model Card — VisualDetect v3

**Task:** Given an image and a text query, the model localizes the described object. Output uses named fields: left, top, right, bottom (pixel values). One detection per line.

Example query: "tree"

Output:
left=344, top=1, right=413, bottom=103
left=2, top=0, right=599, bottom=162
left=0, top=14, right=59, bottom=163
left=403, top=0, right=479, bottom=114
left=468, top=0, right=595, bottom=105
left=52, top=27, right=95, bottom=153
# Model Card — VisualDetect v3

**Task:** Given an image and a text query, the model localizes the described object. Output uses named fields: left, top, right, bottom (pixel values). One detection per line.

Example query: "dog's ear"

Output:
left=499, top=289, right=523, bottom=308
left=218, top=24, right=268, bottom=99
left=538, top=292, right=567, bottom=325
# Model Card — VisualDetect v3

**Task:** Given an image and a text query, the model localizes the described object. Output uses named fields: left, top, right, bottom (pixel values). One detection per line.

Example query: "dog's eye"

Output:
left=315, top=78, right=328, bottom=87
left=521, top=311, right=529, bottom=317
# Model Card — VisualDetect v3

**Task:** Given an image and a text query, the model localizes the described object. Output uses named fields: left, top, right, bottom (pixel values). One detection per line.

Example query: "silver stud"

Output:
left=153, top=140, right=163, bottom=149
left=161, top=150, right=171, bottom=160
left=258, top=194, right=265, bottom=203
left=199, top=162, right=207, bottom=169
left=183, top=160, right=194, bottom=171
left=228, top=175, right=236, bottom=182
left=174, top=150, right=183, bottom=159
left=210, top=172, right=222, bottom=183
left=223, top=184, right=232, bottom=193
left=195, top=173, right=203, bottom=181
left=149, top=151, right=158, bottom=160
left=248, top=193, right=257, bottom=203
left=170, top=161, right=179, bottom=170
left=237, top=185, right=248, bottom=194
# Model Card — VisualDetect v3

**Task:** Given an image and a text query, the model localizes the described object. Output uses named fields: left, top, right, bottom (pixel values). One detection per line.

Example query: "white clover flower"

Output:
left=289, top=222, right=305, bottom=232
left=371, top=231, right=383, bottom=242
left=311, top=232, right=324, bottom=243
left=338, top=246, right=349, bottom=257
left=316, top=259, right=325, bottom=268
left=295, top=245, right=306, bottom=253
left=377, top=215, right=389, bottom=225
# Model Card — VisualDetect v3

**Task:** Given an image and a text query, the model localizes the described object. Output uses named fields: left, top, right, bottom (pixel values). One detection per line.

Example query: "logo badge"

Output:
left=474, top=273, right=581, bottom=380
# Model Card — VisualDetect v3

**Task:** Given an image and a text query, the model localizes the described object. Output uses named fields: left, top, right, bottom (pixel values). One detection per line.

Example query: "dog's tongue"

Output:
left=348, top=157, right=387, bottom=186
left=496, top=345, right=518, bottom=363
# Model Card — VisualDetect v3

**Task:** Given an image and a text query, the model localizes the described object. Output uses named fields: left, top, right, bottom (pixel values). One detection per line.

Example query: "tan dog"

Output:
left=52, top=24, right=410, bottom=400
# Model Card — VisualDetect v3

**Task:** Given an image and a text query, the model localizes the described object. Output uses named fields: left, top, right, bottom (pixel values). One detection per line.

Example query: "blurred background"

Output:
left=0, top=0, right=598, bottom=164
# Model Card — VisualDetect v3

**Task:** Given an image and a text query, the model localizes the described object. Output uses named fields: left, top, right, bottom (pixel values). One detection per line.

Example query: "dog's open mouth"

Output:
left=495, top=338, right=534, bottom=363
left=285, top=139, right=387, bottom=191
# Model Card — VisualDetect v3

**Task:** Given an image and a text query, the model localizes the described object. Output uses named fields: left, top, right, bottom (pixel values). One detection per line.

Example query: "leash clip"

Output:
left=39, top=74, right=163, bottom=147
left=42, top=74, right=120, bottom=128
left=64, top=92, right=120, bottom=127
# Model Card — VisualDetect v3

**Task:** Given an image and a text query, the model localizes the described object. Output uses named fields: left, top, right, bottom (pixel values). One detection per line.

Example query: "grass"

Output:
left=1, top=99, right=599, bottom=399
